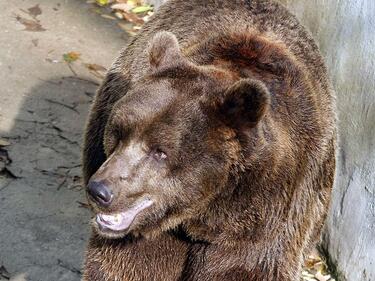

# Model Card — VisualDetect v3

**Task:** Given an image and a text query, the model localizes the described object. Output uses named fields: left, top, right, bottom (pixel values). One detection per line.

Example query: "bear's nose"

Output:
left=87, top=181, right=113, bottom=207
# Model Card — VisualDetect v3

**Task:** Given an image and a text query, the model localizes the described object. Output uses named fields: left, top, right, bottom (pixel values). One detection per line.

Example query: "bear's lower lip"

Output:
left=95, top=199, right=154, bottom=232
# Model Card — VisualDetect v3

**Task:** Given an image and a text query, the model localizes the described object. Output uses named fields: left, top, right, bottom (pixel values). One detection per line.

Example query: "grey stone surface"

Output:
left=0, top=1, right=128, bottom=280
left=278, top=1, right=375, bottom=280
left=145, top=0, right=167, bottom=9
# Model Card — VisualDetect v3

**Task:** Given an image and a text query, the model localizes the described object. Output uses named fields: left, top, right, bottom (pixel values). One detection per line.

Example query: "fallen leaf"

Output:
left=142, top=13, right=153, bottom=22
left=85, top=63, right=107, bottom=72
left=32, top=38, right=39, bottom=47
left=121, top=11, right=144, bottom=25
left=114, top=12, right=124, bottom=19
left=15, top=14, right=46, bottom=32
left=63, top=52, right=81, bottom=63
left=28, top=4, right=42, bottom=18
left=302, top=270, right=316, bottom=278
left=0, top=139, right=10, bottom=147
left=315, top=271, right=331, bottom=281
left=111, top=3, right=133, bottom=12
left=96, top=0, right=109, bottom=6
left=132, top=5, right=153, bottom=14
left=127, top=0, right=142, bottom=5
left=101, top=14, right=117, bottom=20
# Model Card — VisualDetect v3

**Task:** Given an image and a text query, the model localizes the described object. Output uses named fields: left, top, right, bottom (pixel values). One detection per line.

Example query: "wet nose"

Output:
left=87, top=181, right=113, bottom=207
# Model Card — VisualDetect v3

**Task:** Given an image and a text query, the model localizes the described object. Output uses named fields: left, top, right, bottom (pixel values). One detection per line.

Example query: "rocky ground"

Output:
left=0, top=1, right=127, bottom=280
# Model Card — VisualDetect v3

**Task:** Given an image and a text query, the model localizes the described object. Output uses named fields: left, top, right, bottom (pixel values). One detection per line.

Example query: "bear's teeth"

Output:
left=101, top=213, right=122, bottom=225
left=113, top=214, right=121, bottom=223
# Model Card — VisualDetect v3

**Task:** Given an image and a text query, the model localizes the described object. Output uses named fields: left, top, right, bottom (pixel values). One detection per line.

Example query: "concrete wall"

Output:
left=148, top=0, right=375, bottom=280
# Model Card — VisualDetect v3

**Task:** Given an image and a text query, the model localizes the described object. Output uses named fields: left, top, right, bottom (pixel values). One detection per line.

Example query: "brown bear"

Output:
left=82, top=0, right=336, bottom=280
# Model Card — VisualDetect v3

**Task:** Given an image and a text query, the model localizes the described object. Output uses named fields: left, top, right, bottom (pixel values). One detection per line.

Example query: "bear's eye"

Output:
left=152, top=148, right=168, bottom=162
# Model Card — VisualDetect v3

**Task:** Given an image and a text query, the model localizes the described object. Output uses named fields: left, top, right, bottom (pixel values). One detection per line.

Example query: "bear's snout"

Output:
left=87, top=180, right=114, bottom=208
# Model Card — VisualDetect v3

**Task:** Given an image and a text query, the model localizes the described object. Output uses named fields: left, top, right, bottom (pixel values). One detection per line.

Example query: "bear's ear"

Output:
left=214, top=79, right=271, bottom=128
left=147, top=31, right=183, bottom=70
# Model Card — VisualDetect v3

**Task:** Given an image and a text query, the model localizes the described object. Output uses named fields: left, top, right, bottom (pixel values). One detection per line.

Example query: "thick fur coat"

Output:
left=82, top=0, right=336, bottom=280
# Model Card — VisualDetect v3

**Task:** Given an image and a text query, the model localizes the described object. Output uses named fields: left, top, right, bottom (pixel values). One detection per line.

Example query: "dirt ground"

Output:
left=0, top=1, right=128, bottom=280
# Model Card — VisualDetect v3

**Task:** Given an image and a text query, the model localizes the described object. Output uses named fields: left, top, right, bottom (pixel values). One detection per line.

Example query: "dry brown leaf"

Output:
left=85, top=63, right=107, bottom=72
left=31, top=38, right=39, bottom=47
left=85, top=63, right=107, bottom=79
left=121, top=10, right=144, bottom=25
left=15, top=14, right=46, bottom=32
left=305, top=258, right=321, bottom=269
left=77, top=201, right=90, bottom=209
left=28, top=4, right=42, bottom=18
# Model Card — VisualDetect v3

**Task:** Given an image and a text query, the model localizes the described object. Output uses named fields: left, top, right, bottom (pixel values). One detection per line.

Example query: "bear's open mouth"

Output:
left=95, top=199, right=154, bottom=232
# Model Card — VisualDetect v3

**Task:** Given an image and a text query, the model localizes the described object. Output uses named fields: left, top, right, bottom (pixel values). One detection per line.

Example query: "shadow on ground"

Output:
left=0, top=0, right=130, bottom=279
left=0, top=76, right=98, bottom=281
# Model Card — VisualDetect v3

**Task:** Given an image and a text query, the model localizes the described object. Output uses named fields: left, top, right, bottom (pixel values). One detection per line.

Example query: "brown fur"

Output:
left=82, top=0, right=336, bottom=280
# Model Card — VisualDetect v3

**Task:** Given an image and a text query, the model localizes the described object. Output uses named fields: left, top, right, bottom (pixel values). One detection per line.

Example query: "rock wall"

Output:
left=278, top=1, right=375, bottom=280
left=147, top=0, right=375, bottom=280
left=145, top=0, right=166, bottom=9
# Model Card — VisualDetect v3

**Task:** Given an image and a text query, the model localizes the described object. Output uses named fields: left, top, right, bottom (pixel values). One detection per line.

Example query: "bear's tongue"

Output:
left=96, top=200, right=153, bottom=232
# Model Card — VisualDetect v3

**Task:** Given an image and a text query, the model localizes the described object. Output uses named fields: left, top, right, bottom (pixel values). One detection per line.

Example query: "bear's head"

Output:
left=87, top=32, right=271, bottom=239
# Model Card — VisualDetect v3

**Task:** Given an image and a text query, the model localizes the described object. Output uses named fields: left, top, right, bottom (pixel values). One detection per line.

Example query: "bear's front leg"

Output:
left=83, top=232, right=188, bottom=281
left=180, top=243, right=301, bottom=281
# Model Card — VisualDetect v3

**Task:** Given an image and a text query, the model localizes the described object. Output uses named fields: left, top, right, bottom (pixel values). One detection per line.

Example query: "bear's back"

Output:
left=112, top=0, right=335, bottom=128
left=115, top=1, right=328, bottom=87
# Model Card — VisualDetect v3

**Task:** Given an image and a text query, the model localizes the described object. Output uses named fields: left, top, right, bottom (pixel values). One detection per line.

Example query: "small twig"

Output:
left=77, top=201, right=90, bottom=209
left=67, top=63, right=78, bottom=76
